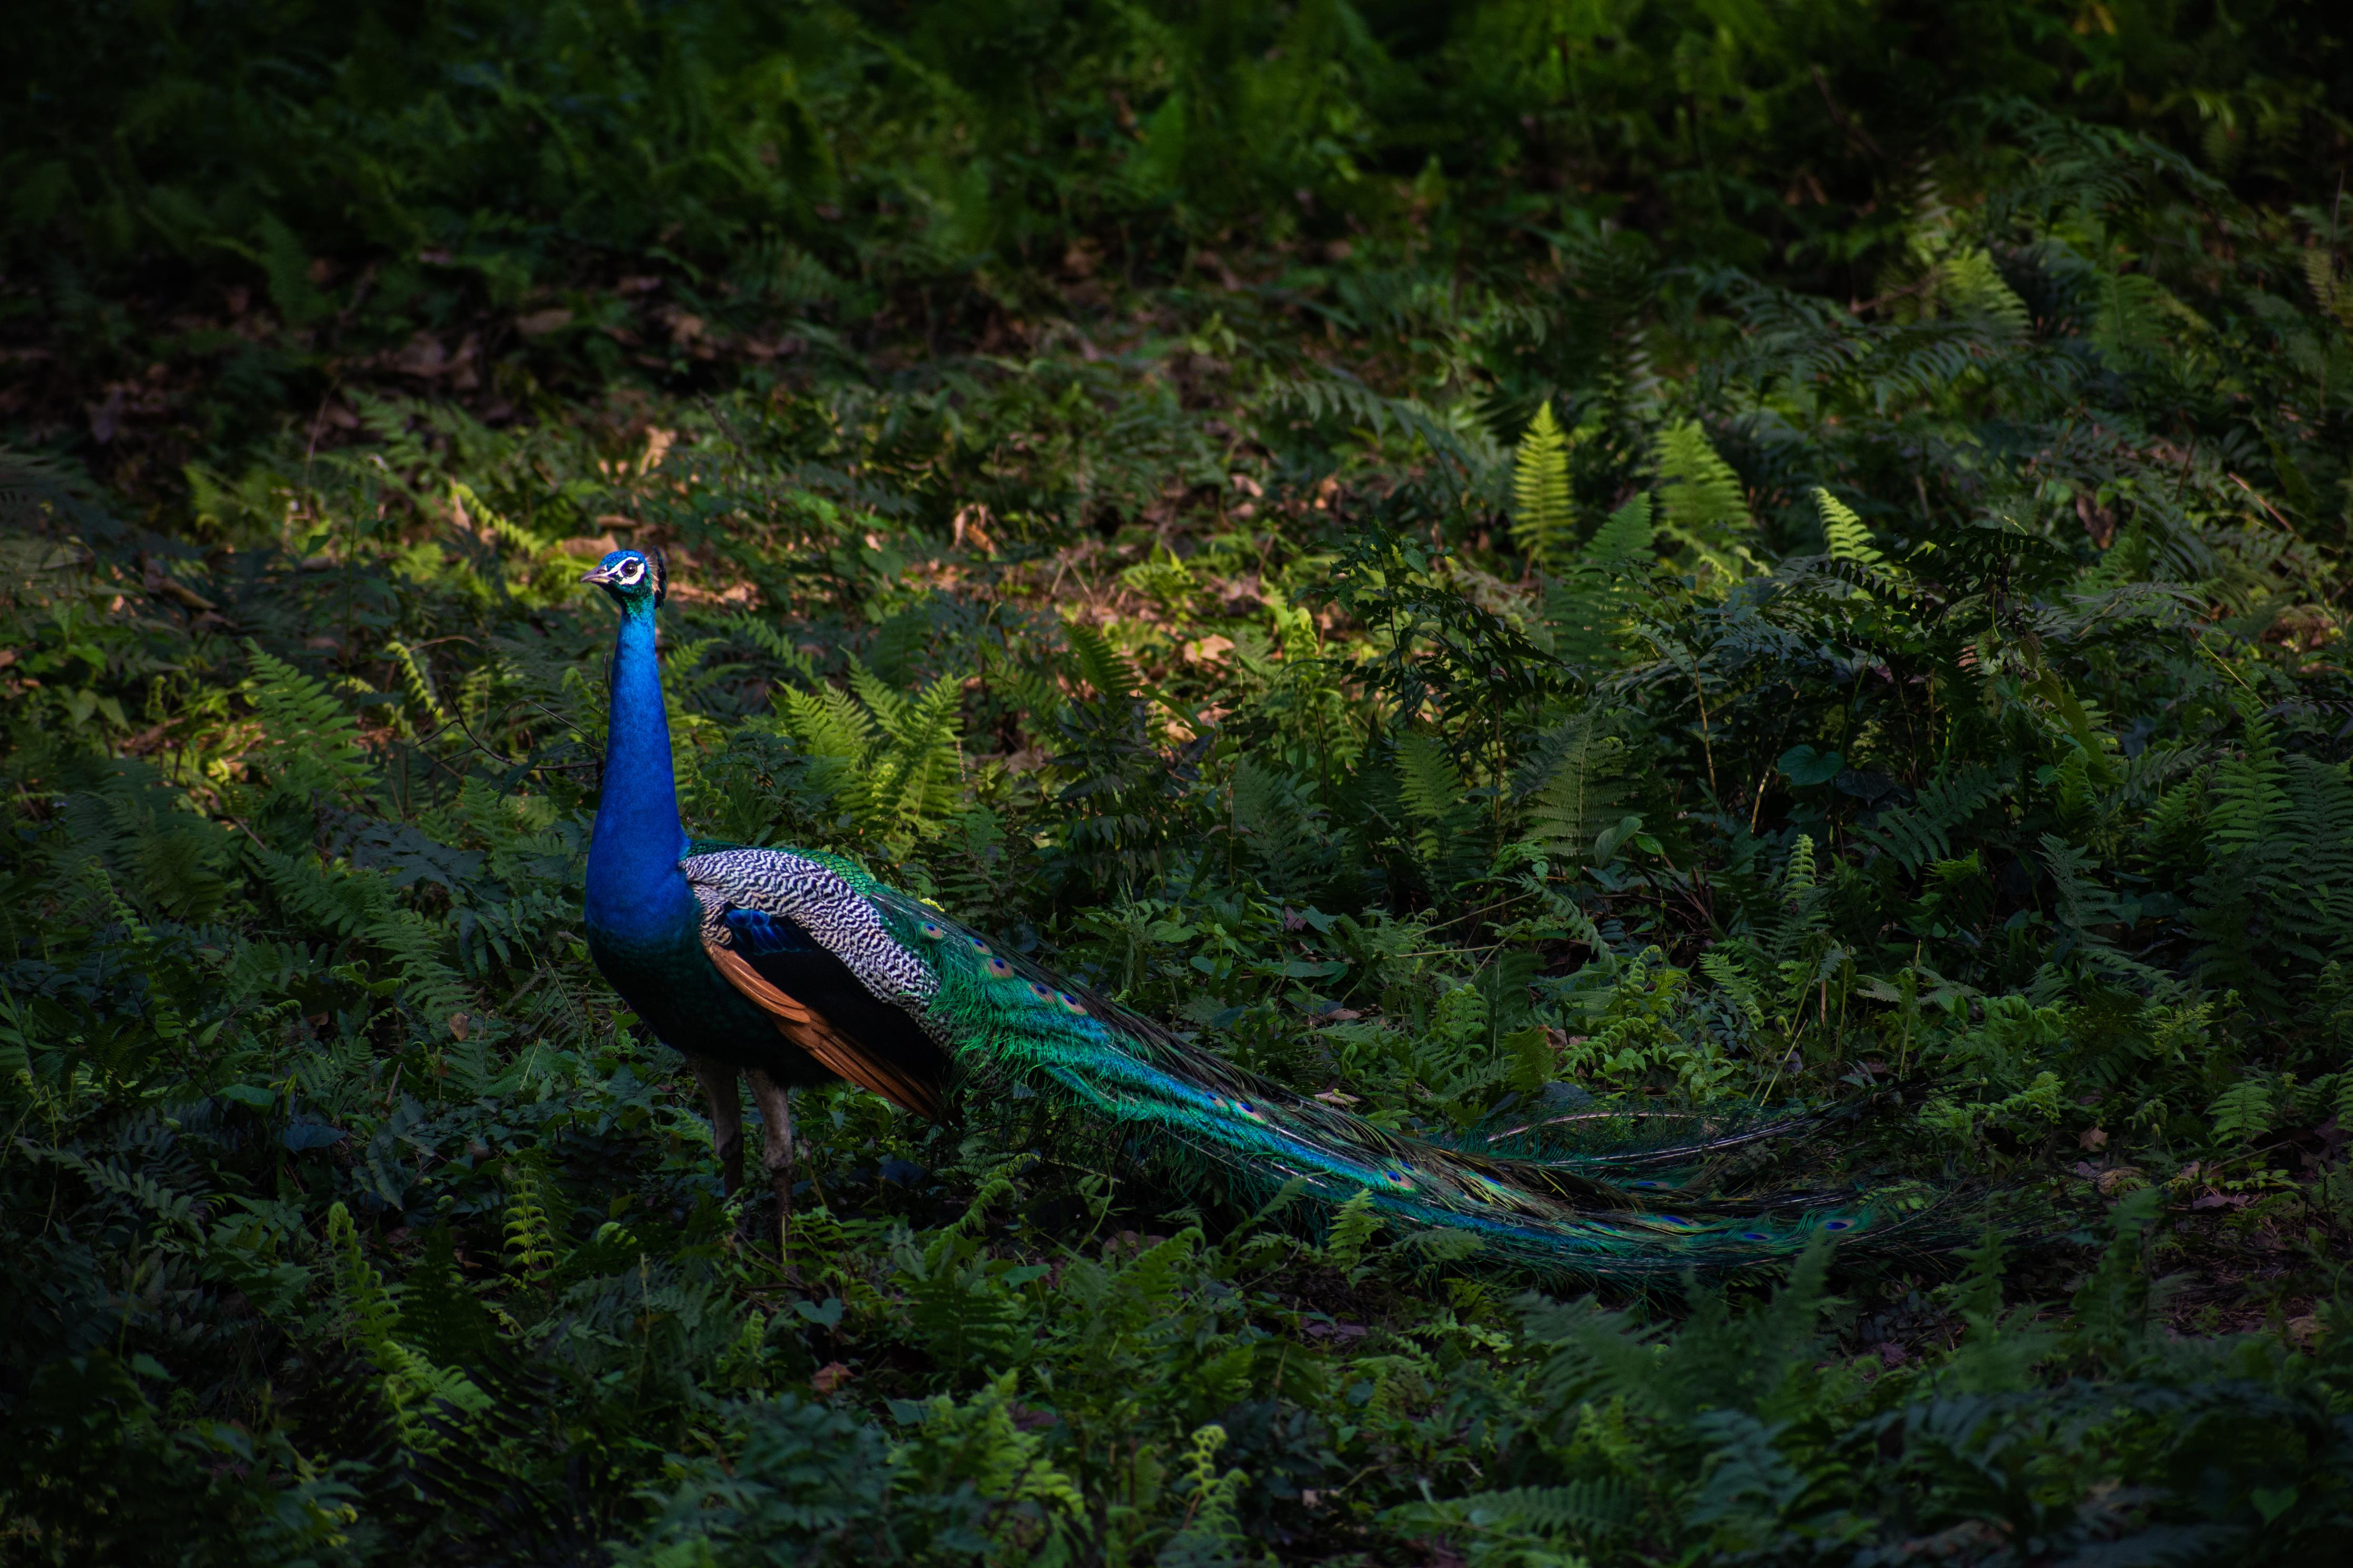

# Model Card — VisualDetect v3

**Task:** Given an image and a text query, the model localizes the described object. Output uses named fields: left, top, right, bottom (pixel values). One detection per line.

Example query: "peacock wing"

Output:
left=679, top=846, right=952, bottom=1122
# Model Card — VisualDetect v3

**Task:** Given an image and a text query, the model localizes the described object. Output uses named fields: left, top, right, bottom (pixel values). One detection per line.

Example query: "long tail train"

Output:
left=687, top=847, right=1936, bottom=1281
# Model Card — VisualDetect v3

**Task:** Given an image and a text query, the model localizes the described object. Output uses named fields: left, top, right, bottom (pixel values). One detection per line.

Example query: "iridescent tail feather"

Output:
left=682, top=848, right=1942, bottom=1282
left=849, top=885, right=1938, bottom=1281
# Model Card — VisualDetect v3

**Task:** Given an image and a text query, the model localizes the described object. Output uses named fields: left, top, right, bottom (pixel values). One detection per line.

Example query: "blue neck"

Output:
left=585, top=601, right=691, bottom=942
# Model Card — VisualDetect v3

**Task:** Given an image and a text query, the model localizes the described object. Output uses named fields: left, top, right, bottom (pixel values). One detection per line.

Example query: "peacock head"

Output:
left=581, top=548, right=666, bottom=613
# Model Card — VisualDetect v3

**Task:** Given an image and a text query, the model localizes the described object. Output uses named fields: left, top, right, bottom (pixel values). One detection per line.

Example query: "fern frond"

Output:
left=327, top=1200, right=403, bottom=1353
left=1653, top=422, right=1757, bottom=587
left=1320, top=1188, right=1381, bottom=1277
left=503, top=1167, right=560, bottom=1284
left=327, top=1201, right=491, bottom=1449
left=1855, top=765, right=1999, bottom=872
left=1815, top=488, right=1885, bottom=568
left=2209, top=1079, right=2274, bottom=1145
left=1065, top=621, right=1143, bottom=706
left=1544, top=495, right=1656, bottom=665
left=846, top=659, right=914, bottom=736
left=723, top=613, right=822, bottom=682
left=243, top=642, right=378, bottom=800
left=1394, top=732, right=1482, bottom=890
left=2207, top=702, right=2290, bottom=854
left=383, top=640, right=451, bottom=729
left=1448, top=1480, right=1637, bottom=1532
left=1940, top=249, right=2031, bottom=337
left=252, top=848, right=471, bottom=1030
left=1512, top=401, right=1577, bottom=572
left=1396, top=733, right=1467, bottom=825
left=1514, top=714, right=1636, bottom=871
left=451, top=480, right=553, bottom=557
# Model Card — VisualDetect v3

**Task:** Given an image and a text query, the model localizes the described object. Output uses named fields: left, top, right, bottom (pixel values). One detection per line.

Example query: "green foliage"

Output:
left=502, top=1165, right=561, bottom=1286
left=772, top=660, right=969, bottom=854
left=9, top=3, right=2353, bottom=1562
left=1653, top=422, right=1757, bottom=586
left=1511, top=402, right=1577, bottom=573
left=1542, top=495, right=1658, bottom=666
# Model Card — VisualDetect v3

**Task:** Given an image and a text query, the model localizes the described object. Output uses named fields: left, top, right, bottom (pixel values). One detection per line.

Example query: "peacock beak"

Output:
left=580, top=564, right=618, bottom=586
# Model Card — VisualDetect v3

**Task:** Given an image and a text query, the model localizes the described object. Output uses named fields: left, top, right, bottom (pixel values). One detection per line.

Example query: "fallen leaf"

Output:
left=1185, top=634, right=1235, bottom=665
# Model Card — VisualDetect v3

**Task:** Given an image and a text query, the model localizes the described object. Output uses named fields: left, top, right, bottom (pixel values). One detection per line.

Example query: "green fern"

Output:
left=1514, top=714, right=1638, bottom=872
left=1394, top=732, right=1483, bottom=890
left=1940, top=248, right=2031, bottom=337
left=1817, top=491, right=1879, bottom=564
left=724, top=612, right=822, bottom=683
left=252, top=848, right=471, bottom=1031
left=1448, top=1480, right=1636, bottom=1532
left=326, top=1201, right=405, bottom=1354
left=774, top=657, right=969, bottom=851
left=326, top=1201, right=489, bottom=1449
left=1161, top=1423, right=1249, bottom=1566
left=1653, top=422, right=1756, bottom=587
left=1064, top=621, right=1144, bottom=708
left=375, top=1340, right=492, bottom=1444
left=1271, top=371, right=1505, bottom=494
left=449, top=480, right=552, bottom=558
left=2208, top=699, right=2291, bottom=854
left=383, top=640, right=451, bottom=729
left=2210, top=1078, right=2275, bottom=1145
left=242, top=642, right=378, bottom=802
left=1855, top=766, right=2000, bottom=872
left=1511, top=401, right=1577, bottom=572
left=502, top=1165, right=560, bottom=1285
left=1700, top=947, right=1768, bottom=1038
left=2092, top=267, right=2205, bottom=363
left=1544, top=494, right=1656, bottom=665
left=1320, top=1189, right=1381, bottom=1278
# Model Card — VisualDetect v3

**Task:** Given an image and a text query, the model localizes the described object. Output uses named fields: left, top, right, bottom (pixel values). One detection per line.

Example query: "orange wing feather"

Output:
left=705, top=940, right=947, bottom=1122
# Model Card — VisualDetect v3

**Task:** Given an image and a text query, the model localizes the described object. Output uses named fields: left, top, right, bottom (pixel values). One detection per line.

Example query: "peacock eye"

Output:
left=1057, top=990, right=1086, bottom=1014
left=918, top=921, right=947, bottom=940
left=986, top=956, right=1013, bottom=977
left=1028, top=981, right=1053, bottom=1000
left=967, top=935, right=991, bottom=954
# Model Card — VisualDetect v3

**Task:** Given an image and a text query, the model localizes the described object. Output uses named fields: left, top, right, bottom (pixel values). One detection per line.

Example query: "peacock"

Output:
left=579, top=548, right=1912, bottom=1279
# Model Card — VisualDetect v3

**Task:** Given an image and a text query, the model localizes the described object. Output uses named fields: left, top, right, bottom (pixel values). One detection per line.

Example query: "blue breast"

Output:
left=584, top=868, right=770, bottom=1059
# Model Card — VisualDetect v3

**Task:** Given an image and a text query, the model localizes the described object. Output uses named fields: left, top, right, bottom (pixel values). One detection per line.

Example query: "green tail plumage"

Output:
left=832, top=878, right=1929, bottom=1280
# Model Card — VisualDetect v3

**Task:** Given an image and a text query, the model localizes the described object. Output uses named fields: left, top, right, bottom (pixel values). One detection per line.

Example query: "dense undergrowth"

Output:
left=9, top=3, right=2353, bottom=1563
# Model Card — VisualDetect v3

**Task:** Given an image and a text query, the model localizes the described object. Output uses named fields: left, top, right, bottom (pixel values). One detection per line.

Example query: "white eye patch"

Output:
left=617, top=558, right=645, bottom=581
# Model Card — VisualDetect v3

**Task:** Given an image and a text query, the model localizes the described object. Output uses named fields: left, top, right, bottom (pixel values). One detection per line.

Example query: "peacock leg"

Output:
left=745, top=1067, right=798, bottom=1241
left=688, top=1054, right=745, bottom=1193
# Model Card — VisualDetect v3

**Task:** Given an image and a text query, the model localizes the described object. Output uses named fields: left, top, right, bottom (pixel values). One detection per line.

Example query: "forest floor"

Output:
left=7, top=4, right=2353, bottom=1564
